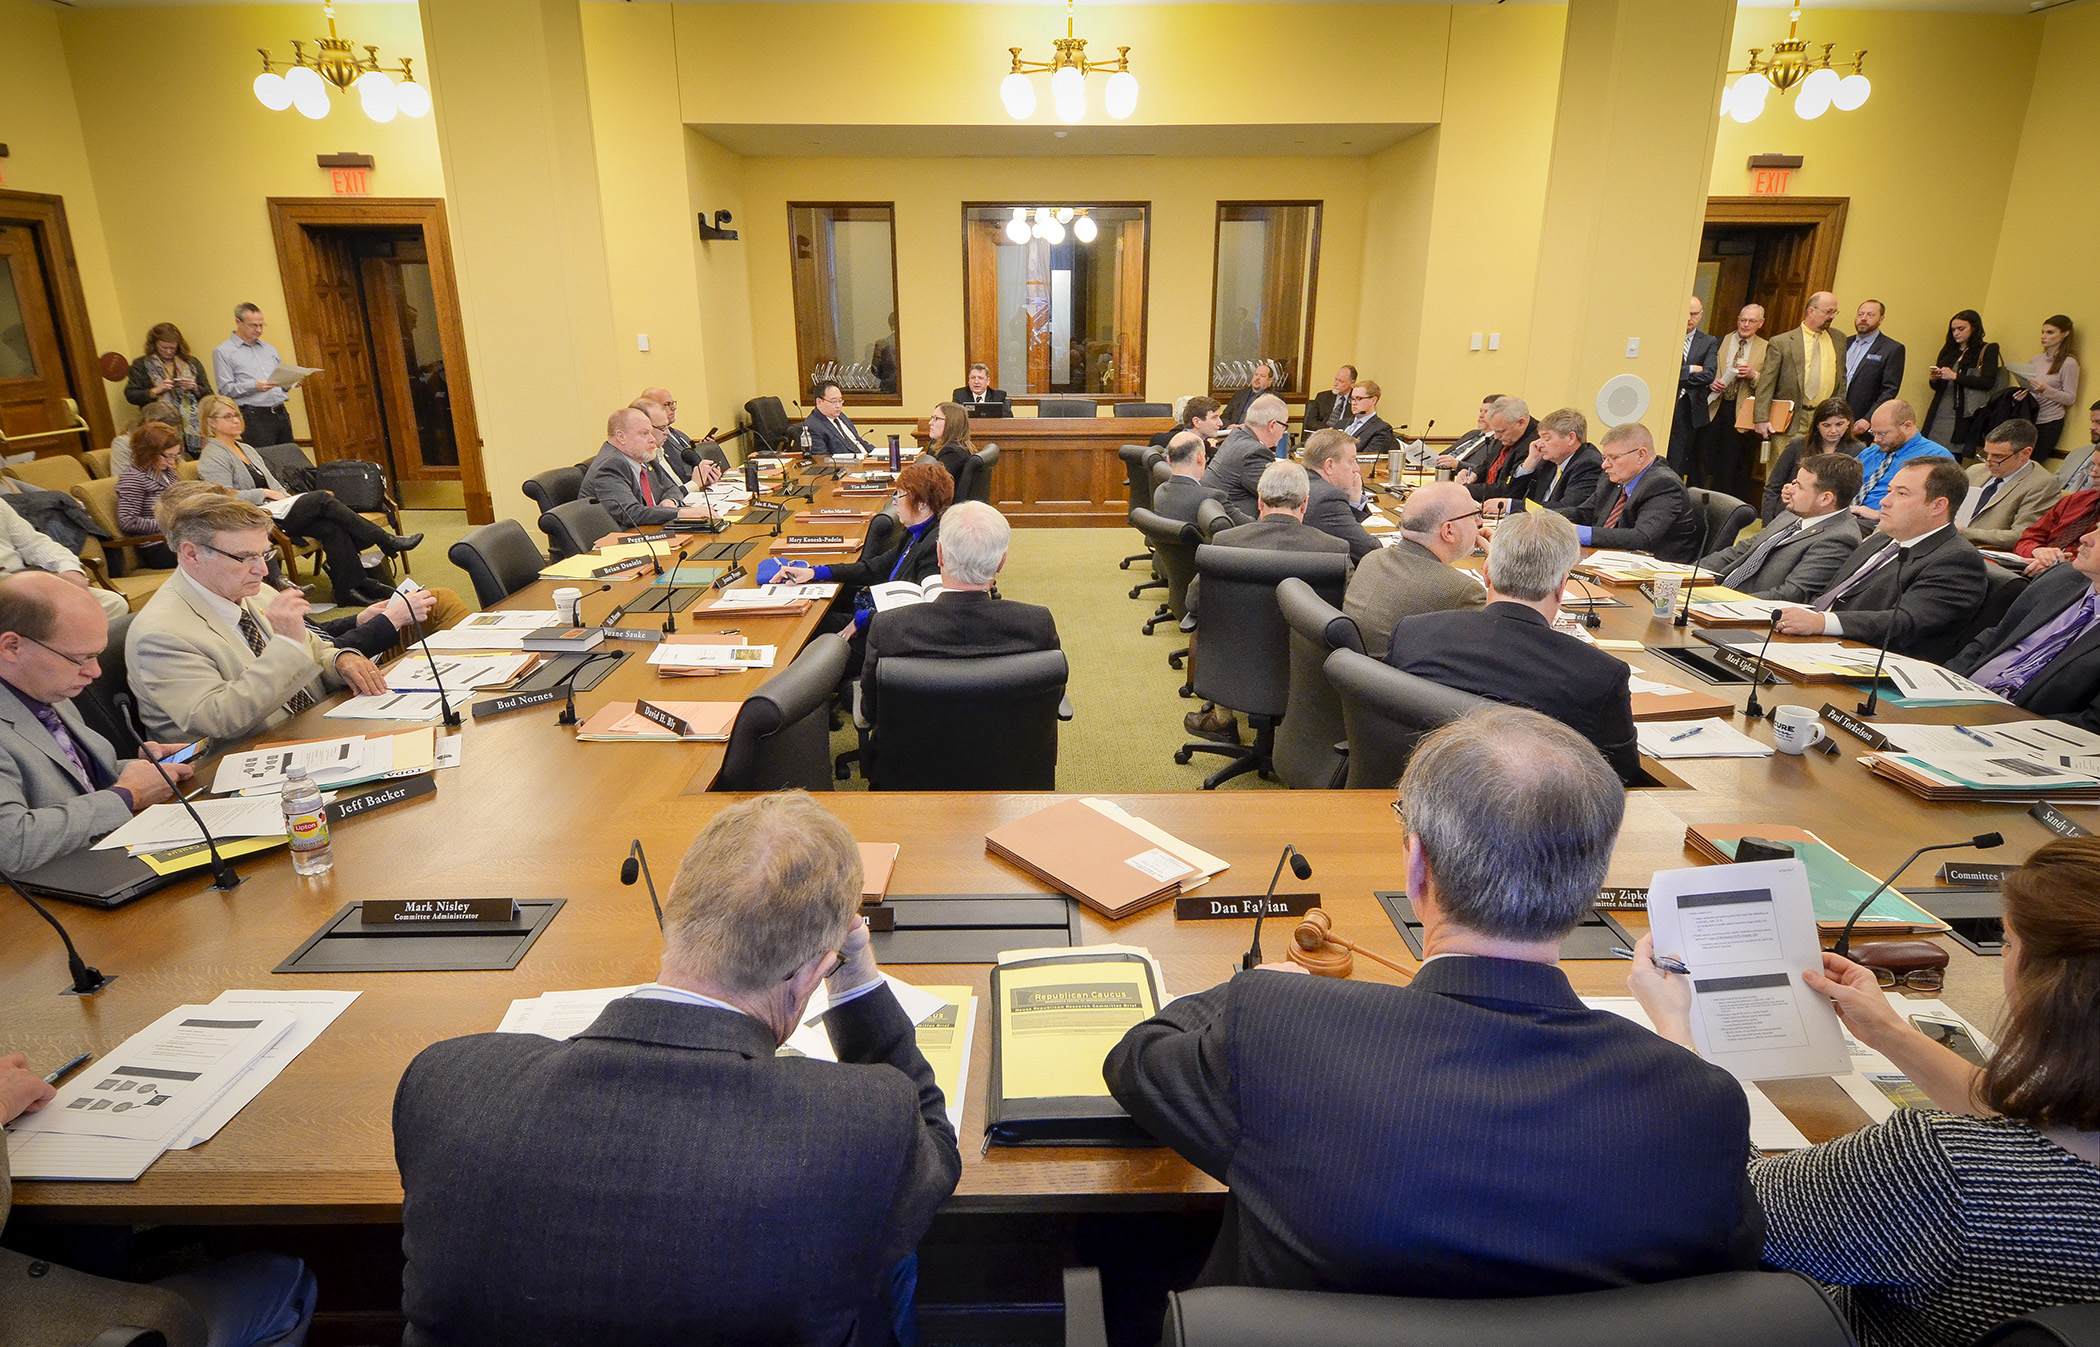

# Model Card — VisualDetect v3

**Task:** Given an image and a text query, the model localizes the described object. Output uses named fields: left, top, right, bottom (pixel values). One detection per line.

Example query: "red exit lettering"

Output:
left=330, top=168, right=370, bottom=196
left=1753, top=168, right=1792, bottom=195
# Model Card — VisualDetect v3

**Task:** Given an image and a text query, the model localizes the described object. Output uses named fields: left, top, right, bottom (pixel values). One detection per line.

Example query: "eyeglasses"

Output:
left=1446, top=510, right=1485, bottom=525
left=22, top=635, right=100, bottom=669
left=1867, top=966, right=1945, bottom=992
left=201, top=541, right=274, bottom=567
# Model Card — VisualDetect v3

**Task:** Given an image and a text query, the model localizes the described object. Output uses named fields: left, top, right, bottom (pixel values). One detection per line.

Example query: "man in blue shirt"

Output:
left=210, top=303, right=294, bottom=449
left=1851, top=399, right=1947, bottom=523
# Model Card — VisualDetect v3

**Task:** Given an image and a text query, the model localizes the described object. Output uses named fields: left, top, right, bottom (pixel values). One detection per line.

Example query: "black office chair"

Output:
left=743, top=396, right=794, bottom=455
left=1957, top=565, right=2029, bottom=650
left=522, top=466, right=584, bottom=517
left=539, top=498, right=620, bottom=563
left=715, top=633, right=848, bottom=791
left=1115, top=402, right=1172, bottom=418
left=1974, top=1302, right=2100, bottom=1347
left=448, top=519, right=546, bottom=609
left=1119, top=446, right=1160, bottom=573
left=1125, top=452, right=1172, bottom=601
left=955, top=444, right=1000, bottom=505
left=1130, top=507, right=1201, bottom=647
left=868, top=650, right=1069, bottom=790
left=1324, top=647, right=1490, bottom=790
left=1039, top=397, right=1098, bottom=418
left=1175, top=546, right=1348, bottom=789
left=1687, top=487, right=1756, bottom=554
left=1275, top=577, right=1364, bottom=790
left=1117, top=1271, right=1854, bottom=1347
left=76, top=612, right=145, bottom=760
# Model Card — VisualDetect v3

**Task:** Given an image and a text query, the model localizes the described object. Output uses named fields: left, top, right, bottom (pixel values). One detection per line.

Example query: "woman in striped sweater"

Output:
left=1631, top=838, right=2100, bottom=1347
left=115, top=421, right=183, bottom=568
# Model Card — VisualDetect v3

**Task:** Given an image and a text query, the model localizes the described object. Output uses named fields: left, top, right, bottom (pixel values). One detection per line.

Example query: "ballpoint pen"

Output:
left=1669, top=725, right=1706, bottom=742
left=1610, top=947, right=1691, bottom=975
left=43, top=1052, right=90, bottom=1086
left=1952, top=723, right=1994, bottom=746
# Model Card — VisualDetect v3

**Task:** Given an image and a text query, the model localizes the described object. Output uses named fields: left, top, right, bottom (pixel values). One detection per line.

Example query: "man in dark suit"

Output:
left=394, top=791, right=960, bottom=1347
left=1947, top=527, right=2100, bottom=729
left=1336, top=378, right=1399, bottom=463
left=1560, top=422, right=1705, bottom=562
left=1304, top=364, right=1357, bottom=432
left=1669, top=296, right=1722, bottom=478
left=635, top=395, right=724, bottom=488
left=1775, top=456, right=1990, bottom=662
left=801, top=380, right=878, bottom=457
left=1841, top=300, right=1906, bottom=435
left=582, top=407, right=695, bottom=529
left=1150, top=396, right=1224, bottom=451
left=1153, top=430, right=1228, bottom=524
left=1222, top=361, right=1278, bottom=427
left=860, top=502, right=1059, bottom=723
left=1699, top=453, right=1865, bottom=602
left=641, top=386, right=730, bottom=475
left=1455, top=397, right=1537, bottom=501
left=1105, top=705, right=1761, bottom=1298
left=1387, top=509, right=1640, bottom=781
left=1210, top=461, right=1352, bottom=560
left=951, top=363, right=1011, bottom=418
left=1436, top=394, right=1505, bottom=476
left=1301, top=429, right=1381, bottom=562
left=1481, top=406, right=1601, bottom=516
left=1201, top=394, right=1290, bottom=521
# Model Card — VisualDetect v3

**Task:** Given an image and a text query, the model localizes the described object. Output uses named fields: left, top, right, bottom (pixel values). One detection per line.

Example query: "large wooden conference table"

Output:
left=2, top=462, right=2064, bottom=1225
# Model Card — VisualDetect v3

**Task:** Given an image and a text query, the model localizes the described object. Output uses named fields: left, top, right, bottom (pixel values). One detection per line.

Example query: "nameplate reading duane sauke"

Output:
left=1172, top=892, right=1319, bottom=921
left=601, top=627, right=664, bottom=643
left=325, top=773, right=435, bottom=823
left=359, top=897, right=519, bottom=925
left=1820, top=703, right=1890, bottom=749
left=472, top=686, right=565, bottom=717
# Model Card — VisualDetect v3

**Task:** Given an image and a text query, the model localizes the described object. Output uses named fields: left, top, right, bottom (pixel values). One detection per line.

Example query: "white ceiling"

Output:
left=695, top=122, right=1428, bottom=159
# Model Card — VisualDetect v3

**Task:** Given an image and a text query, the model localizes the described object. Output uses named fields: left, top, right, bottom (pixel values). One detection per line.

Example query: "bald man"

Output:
left=1342, top=482, right=1486, bottom=659
left=0, top=572, right=195, bottom=871
left=585, top=407, right=694, bottom=529
left=640, top=387, right=730, bottom=477
left=1755, top=292, right=1847, bottom=443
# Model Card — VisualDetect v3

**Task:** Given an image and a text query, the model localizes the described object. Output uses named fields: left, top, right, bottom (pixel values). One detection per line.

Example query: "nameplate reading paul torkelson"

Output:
left=359, top=897, right=519, bottom=925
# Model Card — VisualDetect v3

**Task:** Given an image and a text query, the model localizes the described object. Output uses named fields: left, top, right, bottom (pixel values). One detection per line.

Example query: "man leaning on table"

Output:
left=1947, top=525, right=2100, bottom=730
left=0, top=572, right=197, bottom=871
left=1104, top=707, right=1762, bottom=1299
left=127, top=491, right=386, bottom=747
left=1697, top=453, right=1864, bottom=603
left=394, top=790, right=959, bottom=1347
left=1557, top=422, right=1704, bottom=563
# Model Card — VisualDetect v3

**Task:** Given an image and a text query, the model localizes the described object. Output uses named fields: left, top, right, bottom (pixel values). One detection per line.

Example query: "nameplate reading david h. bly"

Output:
left=1173, top=892, right=1319, bottom=921
left=359, top=897, right=519, bottom=925
left=326, top=773, right=435, bottom=823
left=472, top=686, right=566, bottom=717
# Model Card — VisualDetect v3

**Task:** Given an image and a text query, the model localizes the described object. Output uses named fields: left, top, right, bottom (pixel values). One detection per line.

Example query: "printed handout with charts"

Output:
left=93, top=796, right=289, bottom=852
left=1646, top=859, right=1850, bottom=1082
left=646, top=643, right=777, bottom=670
left=7, top=1006, right=295, bottom=1145
left=211, top=735, right=371, bottom=794
left=384, top=653, right=533, bottom=691
left=418, top=610, right=562, bottom=651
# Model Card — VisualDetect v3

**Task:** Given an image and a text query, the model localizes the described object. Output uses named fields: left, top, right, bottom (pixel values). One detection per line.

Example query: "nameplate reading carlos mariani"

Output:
left=360, top=897, right=519, bottom=925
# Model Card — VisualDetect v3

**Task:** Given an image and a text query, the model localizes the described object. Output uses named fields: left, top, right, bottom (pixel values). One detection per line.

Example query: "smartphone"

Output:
left=1909, top=1015, right=1989, bottom=1068
left=158, top=740, right=207, bottom=766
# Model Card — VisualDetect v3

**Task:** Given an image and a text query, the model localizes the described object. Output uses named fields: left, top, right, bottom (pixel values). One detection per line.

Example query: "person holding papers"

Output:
left=1775, top=457, right=1990, bottom=662
left=1435, top=393, right=1507, bottom=475
left=0, top=573, right=197, bottom=871
left=196, top=395, right=421, bottom=606
left=1105, top=708, right=1761, bottom=1300
left=1557, top=422, right=1704, bottom=562
left=1946, top=526, right=2100, bottom=728
left=1629, top=838, right=2100, bottom=1347
left=128, top=491, right=386, bottom=746
left=394, top=791, right=959, bottom=1347
left=210, top=302, right=296, bottom=450
left=1697, top=453, right=1864, bottom=602
left=1451, top=397, right=1537, bottom=502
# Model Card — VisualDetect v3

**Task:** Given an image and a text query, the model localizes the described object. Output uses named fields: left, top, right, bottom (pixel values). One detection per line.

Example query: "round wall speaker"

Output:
left=1596, top=374, right=1651, bottom=427
left=99, top=351, right=130, bottom=382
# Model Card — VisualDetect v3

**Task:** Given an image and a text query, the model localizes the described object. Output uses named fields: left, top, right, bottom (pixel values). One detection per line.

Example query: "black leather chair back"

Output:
left=522, top=466, right=584, bottom=517
left=1189, top=545, right=1348, bottom=719
left=1122, top=445, right=1158, bottom=511
left=1687, top=487, right=1756, bottom=554
left=956, top=444, right=1000, bottom=505
left=871, top=650, right=1068, bottom=790
left=1131, top=507, right=1201, bottom=618
left=1115, top=402, right=1172, bottom=418
left=1039, top=397, right=1098, bottom=418
left=1325, top=646, right=1490, bottom=790
left=448, top=519, right=546, bottom=608
left=254, top=441, right=318, bottom=494
left=1148, top=458, right=1174, bottom=496
left=1194, top=499, right=1233, bottom=541
left=1275, top=577, right=1365, bottom=789
left=77, top=612, right=145, bottom=760
left=858, top=509, right=901, bottom=567
left=1161, top=1271, right=1854, bottom=1347
left=1960, top=564, right=2029, bottom=649
left=744, top=396, right=793, bottom=454
left=1973, top=1301, right=2100, bottom=1347
left=539, top=499, right=619, bottom=563
left=716, top=632, right=848, bottom=792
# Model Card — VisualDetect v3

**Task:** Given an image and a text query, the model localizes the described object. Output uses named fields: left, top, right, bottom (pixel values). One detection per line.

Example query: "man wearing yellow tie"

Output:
left=1755, top=292, right=1848, bottom=443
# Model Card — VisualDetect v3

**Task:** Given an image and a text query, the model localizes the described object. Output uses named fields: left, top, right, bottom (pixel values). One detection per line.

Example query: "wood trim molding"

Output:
left=0, top=188, right=116, bottom=452
left=1704, top=196, right=1849, bottom=299
left=1207, top=201, right=1326, bottom=402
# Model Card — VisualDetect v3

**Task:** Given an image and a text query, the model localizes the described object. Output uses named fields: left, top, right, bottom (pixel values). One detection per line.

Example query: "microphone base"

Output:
left=210, top=866, right=245, bottom=892
left=1853, top=697, right=1881, bottom=718
left=61, top=971, right=115, bottom=996
left=438, top=710, right=462, bottom=730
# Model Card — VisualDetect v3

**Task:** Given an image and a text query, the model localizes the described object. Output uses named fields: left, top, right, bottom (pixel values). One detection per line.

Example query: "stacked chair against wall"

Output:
left=1274, top=577, right=1365, bottom=789
left=1324, top=647, right=1491, bottom=790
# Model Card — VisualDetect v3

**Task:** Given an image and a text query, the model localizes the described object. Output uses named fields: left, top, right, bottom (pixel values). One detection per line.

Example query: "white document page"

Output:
left=1582, top=998, right=1811, bottom=1150
left=1646, top=860, right=1851, bottom=1082
left=267, top=363, right=320, bottom=388
left=1635, top=719, right=1773, bottom=759
left=93, top=796, right=288, bottom=851
left=495, top=986, right=645, bottom=1040
left=1881, top=660, right=2009, bottom=705
left=4, top=1130, right=168, bottom=1182
left=713, top=583, right=840, bottom=604
left=418, top=611, right=562, bottom=651
left=9, top=1007, right=296, bottom=1142
left=212, top=736, right=368, bottom=795
left=324, top=690, right=448, bottom=722
left=171, top=990, right=362, bottom=1149
left=647, top=644, right=778, bottom=669
left=261, top=493, right=307, bottom=521
left=784, top=975, right=955, bottom=1061
left=384, top=653, right=531, bottom=691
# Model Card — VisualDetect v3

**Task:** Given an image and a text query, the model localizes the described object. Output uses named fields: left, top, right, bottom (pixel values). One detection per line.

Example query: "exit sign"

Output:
left=330, top=167, right=370, bottom=196
left=1753, top=168, right=1792, bottom=195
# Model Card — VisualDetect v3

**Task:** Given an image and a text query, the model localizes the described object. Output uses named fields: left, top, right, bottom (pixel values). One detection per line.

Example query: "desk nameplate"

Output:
left=1172, top=892, right=1318, bottom=921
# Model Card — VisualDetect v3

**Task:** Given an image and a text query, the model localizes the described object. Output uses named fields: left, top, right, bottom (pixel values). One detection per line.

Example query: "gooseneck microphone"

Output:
left=399, top=595, right=460, bottom=730
left=1854, top=548, right=1910, bottom=717
left=1833, top=833, right=2002, bottom=958
left=1564, top=572, right=1605, bottom=630
left=634, top=528, right=665, bottom=577
left=1243, top=845, right=1313, bottom=972
left=620, top=840, right=664, bottom=929
left=663, top=550, right=691, bottom=635
left=1743, top=611, right=1783, bottom=721
left=1675, top=508, right=1715, bottom=629
left=143, top=752, right=242, bottom=892
left=554, top=650, right=623, bottom=727
left=2, top=869, right=114, bottom=994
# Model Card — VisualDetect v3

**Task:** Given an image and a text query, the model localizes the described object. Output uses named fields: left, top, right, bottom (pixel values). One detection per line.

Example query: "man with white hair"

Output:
left=636, top=391, right=726, bottom=484
left=1343, top=481, right=1485, bottom=659
left=1386, top=508, right=1639, bottom=782
left=858, top=501, right=1059, bottom=725
left=1454, top=396, right=1538, bottom=501
left=1202, top=393, right=1293, bottom=521
left=395, top=791, right=961, bottom=1346
left=584, top=406, right=697, bottom=530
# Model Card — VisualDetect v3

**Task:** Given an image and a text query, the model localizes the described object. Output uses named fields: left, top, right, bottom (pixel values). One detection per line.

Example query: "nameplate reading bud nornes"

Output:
left=1820, top=702, right=1889, bottom=748
left=472, top=686, right=565, bottom=717
left=601, top=627, right=664, bottom=643
left=592, top=557, right=649, bottom=578
left=1937, top=861, right=2013, bottom=886
left=1593, top=887, right=1650, bottom=910
left=1173, top=892, right=1319, bottom=921
left=360, top=897, right=519, bottom=925
left=326, top=773, right=435, bottom=823
left=634, top=699, right=693, bottom=737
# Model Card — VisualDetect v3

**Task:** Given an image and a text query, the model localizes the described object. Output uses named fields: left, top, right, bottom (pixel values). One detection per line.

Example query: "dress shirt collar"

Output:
left=1346, top=413, right=1372, bottom=435
left=228, top=331, right=265, bottom=349
left=1792, top=507, right=1844, bottom=531
left=1620, top=464, right=1649, bottom=496
left=630, top=982, right=751, bottom=1018
left=1895, top=524, right=1949, bottom=552
left=173, top=563, right=250, bottom=629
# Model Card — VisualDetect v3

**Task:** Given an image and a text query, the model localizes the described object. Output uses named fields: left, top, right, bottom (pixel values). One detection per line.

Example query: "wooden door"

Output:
left=0, top=223, right=77, bottom=447
left=359, top=243, right=460, bottom=482
left=292, top=229, right=391, bottom=472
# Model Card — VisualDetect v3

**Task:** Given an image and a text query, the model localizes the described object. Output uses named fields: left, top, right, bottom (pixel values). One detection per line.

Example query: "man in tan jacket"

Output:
left=1958, top=419, right=2063, bottom=551
left=1697, top=303, right=1770, bottom=497
left=1343, top=482, right=1486, bottom=659
left=1755, top=292, right=1848, bottom=439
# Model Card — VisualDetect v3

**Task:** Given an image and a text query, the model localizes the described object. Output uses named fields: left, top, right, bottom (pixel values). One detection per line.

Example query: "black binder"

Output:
left=12, top=847, right=178, bottom=909
left=985, top=950, right=1163, bottom=1148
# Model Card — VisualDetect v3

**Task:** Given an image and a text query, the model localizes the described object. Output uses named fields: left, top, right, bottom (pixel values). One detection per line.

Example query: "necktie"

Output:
left=1971, top=475, right=2004, bottom=521
left=26, top=698, right=97, bottom=791
left=1721, top=520, right=1803, bottom=590
left=637, top=465, right=656, bottom=507
left=1807, top=332, right=1824, bottom=399
left=1604, top=488, right=1629, bottom=528
left=1810, top=541, right=1899, bottom=611
left=239, top=609, right=317, bottom=716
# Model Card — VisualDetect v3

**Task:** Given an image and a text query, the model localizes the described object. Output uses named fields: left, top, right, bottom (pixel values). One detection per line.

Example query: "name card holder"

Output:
left=473, top=686, right=566, bottom=717
left=326, top=773, right=436, bottom=823
left=1819, top=702, right=1889, bottom=749
left=592, top=557, right=650, bottom=578
left=634, top=699, right=693, bottom=737
left=1173, top=892, right=1319, bottom=921
left=360, top=897, right=519, bottom=925
left=2030, top=802, right=2092, bottom=839
left=601, top=627, right=665, bottom=643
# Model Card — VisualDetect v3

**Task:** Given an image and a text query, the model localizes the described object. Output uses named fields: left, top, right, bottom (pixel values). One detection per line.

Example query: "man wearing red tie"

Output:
left=1558, top=422, right=1704, bottom=562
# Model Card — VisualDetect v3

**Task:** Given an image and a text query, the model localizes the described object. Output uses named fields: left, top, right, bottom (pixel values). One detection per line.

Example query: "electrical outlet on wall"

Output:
left=1470, top=333, right=1484, bottom=351
left=1625, top=337, right=1640, bottom=358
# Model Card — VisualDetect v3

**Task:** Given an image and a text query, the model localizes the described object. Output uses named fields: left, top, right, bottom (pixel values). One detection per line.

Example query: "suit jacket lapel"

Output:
left=2025, top=623, right=2100, bottom=703
left=0, top=689, right=95, bottom=789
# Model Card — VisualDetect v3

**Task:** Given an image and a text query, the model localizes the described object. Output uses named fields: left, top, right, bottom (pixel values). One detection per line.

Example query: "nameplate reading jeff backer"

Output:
left=1173, top=892, right=1319, bottom=921
left=360, top=897, right=519, bottom=925
left=326, top=773, right=435, bottom=823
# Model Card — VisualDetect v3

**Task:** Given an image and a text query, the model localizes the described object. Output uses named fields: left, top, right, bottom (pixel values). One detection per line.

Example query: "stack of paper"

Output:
left=324, top=690, right=451, bottom=722
left=1078, top=798, right=1229, bottom=894
left=418, top=611, right=561, bottom=651
left=93, top=796, right=288, bottom=852
left=713, top=583, right=839, bottom=605
left=1577, top=551, right=1703, bottom=585
left=384, top=653, right=533, bottom=691
left=1636, top=718, right=1773, bottom=758
left=574, top=701, right=739, bottom=742
left=1581, top=999, right=1810, bottom=1150
left=647, top=643, right=777, bottom=671
left=212, top=728, right=437, bottom=796
left=1862, top=748, right=2100, bottom=802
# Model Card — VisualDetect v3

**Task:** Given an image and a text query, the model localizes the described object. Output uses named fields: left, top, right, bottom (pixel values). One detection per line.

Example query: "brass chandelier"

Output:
left=1723, top=4, right=1870, bottom=123
left=1000, top=1, right=1139, bottom=124
left=251, top=2, right=431, bottom=123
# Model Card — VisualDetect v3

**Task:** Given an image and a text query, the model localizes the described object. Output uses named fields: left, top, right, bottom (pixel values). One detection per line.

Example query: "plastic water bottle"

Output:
left=281, top=765, right=333, bottom=876
left=799, top=426, right=813, bottom=454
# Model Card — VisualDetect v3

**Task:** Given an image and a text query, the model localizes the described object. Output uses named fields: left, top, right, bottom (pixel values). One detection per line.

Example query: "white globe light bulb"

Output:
left=1801, top=67, right=1841, bottom=102
left=254, top=71, right=292, bottom=111
left=1055, top=207, right=1073, bottom=224
left=1728, top=80, right=1767, bottom=124
left=358, top=73, right=397, bottom=122
left=1072, top=214, right=1097, bottom=243
left=1005, top=217, right=1031, bottom=245
left=295, top=86, right=331, bottom=120
left=1104, top=70, right=1138, bottom=120
left=394, top=79, right=431, bottom=118
left=1833, top=72, right=1870, bottom=111
left=1041, top=218, right=1066, bottom=245
left=1055, top=94, right=1085, bottom=124
left=1794, top=83, right=1831, bottom=120
left=1050, top=64, right=1083, bottom=103
left=1035, top=207, right=1053, bottom=226
left=284, top=64, right=324, bottom=100
left=1000, top=71, right=1036, bottom=120
left=1012, top=206, right=1028, bottom=221
left=1736, top=72, right=1770, bottom=99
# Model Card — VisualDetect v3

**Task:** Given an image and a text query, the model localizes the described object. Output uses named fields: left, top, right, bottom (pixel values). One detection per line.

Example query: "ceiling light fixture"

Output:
left=253, top=2, right=430, bottom=124
left=1721, top=3, right=1868, bottom=124
left=1001, top=0, right=1137, bottom=123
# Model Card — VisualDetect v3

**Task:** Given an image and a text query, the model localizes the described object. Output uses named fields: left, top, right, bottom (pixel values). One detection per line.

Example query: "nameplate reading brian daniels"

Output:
left=472, top=686, right=566, bottom=717
left=359, top=897, right=518, bottom=925
left=591, top=556, right=650, bottom=578
left=1173, top=892, right=1319, bottom=921
left=326, top=773, right=435, bottom=823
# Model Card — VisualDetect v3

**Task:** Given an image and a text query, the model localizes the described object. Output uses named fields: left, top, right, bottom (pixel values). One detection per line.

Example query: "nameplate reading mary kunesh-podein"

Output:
left=360, top=897, right=519, bottom=925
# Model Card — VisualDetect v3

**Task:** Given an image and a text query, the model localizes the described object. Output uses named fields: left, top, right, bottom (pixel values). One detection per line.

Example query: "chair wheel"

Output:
left=1179, top=685, right=1195, bottom=698
left=1174, top=748, right=1193, bottom=765
left=1128, top=585, right=1147, bottom=599
left=1119, top=558, right=1134, bottom=569
left=1168, top=652, right=1185, bottom=669
left=835, top=762, right=851, bottom=781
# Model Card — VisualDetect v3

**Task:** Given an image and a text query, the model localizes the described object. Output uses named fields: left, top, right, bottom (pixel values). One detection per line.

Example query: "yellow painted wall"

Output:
left=55, top=4, right=445, bottom=437
left=684, top=131, right=759, bottom=438
left=1355, top=131, right=1441, bottom=427
left=1709, top=8, right=2043, bottom=416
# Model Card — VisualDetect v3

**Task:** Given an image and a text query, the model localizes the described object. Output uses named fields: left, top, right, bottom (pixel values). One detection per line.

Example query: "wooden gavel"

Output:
left=1288, top=908, right=1414, bottom=982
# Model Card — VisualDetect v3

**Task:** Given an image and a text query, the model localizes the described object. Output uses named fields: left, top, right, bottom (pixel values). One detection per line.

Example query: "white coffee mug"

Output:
left=1771, top=705, right=1827, bottom=755
left=552, top=587, right=582, bottom=625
